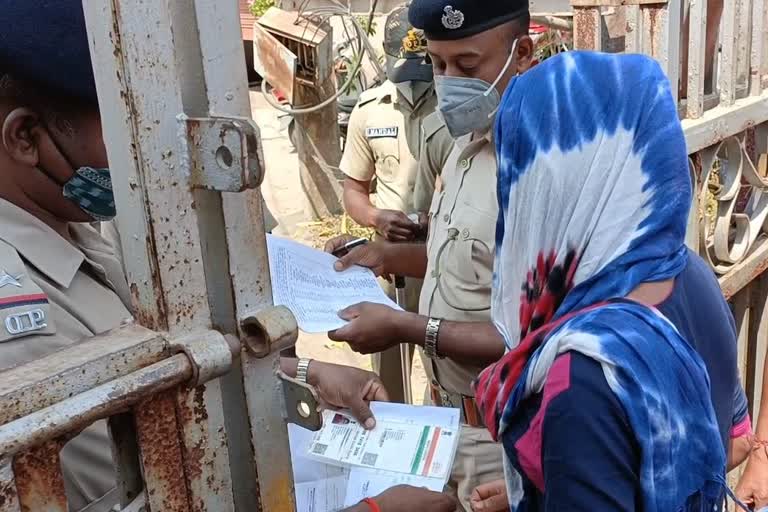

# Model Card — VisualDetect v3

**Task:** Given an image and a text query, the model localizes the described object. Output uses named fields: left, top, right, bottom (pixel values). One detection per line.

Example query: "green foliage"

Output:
left=354, top=15, right=377, bottom=36
left=249, top=0, right=275, bottom=18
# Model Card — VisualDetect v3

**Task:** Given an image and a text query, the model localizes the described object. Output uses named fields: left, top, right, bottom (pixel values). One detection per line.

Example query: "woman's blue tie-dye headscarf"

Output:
left=473, top=52, right=728, bottom=511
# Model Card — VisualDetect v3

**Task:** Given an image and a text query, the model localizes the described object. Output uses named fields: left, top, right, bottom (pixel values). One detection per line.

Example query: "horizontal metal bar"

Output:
left=0, top=324, right=165, bottom=425
left=0, top=355, right=192, bottom=457
left=720, top=238, right=768, bottom=300
left=683, top=92, right=768, bottom=154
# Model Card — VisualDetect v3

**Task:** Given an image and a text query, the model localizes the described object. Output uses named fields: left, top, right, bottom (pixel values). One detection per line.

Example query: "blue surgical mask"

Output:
left=434, top=39, right=519, bottom=138
left=61, top=167, right=116, bottom=221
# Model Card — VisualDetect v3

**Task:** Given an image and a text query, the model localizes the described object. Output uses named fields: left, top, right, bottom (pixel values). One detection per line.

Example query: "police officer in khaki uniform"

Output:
left=340, top=4, right=452, bottom=402
left=326, top=1, right=535, bottom=509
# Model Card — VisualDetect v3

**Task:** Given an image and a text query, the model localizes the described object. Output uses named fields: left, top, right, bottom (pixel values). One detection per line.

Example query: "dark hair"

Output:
left=510, top=12, right=531, bottom=40
left=0, top=71, right=95, bottom=136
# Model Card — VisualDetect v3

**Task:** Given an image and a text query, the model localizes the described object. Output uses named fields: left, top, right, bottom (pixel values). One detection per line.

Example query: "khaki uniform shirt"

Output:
left=413, top=112, right=454, bottom=214
left=340, top=80, right=441, bottom=214
left=0, top=199, right=132, bottom=511
left=420, top=134, right=498, bottom=397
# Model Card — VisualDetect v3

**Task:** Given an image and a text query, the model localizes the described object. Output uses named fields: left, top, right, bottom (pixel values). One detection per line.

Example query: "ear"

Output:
left=515, top=35, right=535, bottom=74
left=1, top=108, right=40, bottom=167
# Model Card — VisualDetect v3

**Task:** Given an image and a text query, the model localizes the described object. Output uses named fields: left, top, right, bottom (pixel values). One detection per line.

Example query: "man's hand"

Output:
left=324, top=235, right=391, bottom=276
left=328, top=303, right=403, bottom=354
left=307, top=360, right=389, bottom=430
left=735, top=447, right=768, bottom=509
left=373, top=209, right=419, bottom=242
left=374, top=485, right=457, bottom=512
left=470, top=480, right=508, bottom=512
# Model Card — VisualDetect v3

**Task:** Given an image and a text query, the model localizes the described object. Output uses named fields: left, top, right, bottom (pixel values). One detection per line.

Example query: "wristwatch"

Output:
left=424, top=317, right=443, bottom=359
left=296, top=358, right=312, bottom=384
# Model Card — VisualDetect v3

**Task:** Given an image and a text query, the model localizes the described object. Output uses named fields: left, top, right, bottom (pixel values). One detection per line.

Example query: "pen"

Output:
left=332, top=237, right=368, bottom=258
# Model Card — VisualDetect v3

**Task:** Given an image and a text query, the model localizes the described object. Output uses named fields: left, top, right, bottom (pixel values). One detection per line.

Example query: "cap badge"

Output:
left=441, top=6, right=465, bottom=30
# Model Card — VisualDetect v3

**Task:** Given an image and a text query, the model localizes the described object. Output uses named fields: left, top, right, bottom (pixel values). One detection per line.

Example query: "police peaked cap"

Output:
left=409, top=0, right=529, bottom=41
left=0, top=0, right=98, bottom=104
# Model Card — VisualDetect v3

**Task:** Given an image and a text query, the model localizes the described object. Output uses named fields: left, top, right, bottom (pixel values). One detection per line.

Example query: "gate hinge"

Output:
left=178, top=114, right=265, bottom=192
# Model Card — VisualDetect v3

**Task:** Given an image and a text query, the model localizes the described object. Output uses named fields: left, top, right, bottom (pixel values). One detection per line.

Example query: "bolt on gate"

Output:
left=571, top=0, right=768, bottom=498
left=0, top=0, right=321, bottom=511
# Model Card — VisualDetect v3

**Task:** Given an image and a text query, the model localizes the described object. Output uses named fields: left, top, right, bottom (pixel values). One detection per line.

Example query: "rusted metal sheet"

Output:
left=175, top=383, right=235, bottom=512
left=0, top=355, right=192, bottom=458
left=720, top=0, right=740, bottom=106
left=135, top=394, right=190, bottom=512
left=749, top=274, right=768, bottom=420
left=108, top=413, right=144, bottom=508
left=752, top=0, right=766, bottom=96
left=253, top=24, right=298, bottom=104
left=0, top=324, right=165, bottom=425
left=685, top=0, right=708, bottom=119
left=0, top=459, right=20, bottom=512
left=572, top=7, right=603, bottom=50
left=13, top=440, right=67, bottom=512
left=257, top=7, right=332, bottom=84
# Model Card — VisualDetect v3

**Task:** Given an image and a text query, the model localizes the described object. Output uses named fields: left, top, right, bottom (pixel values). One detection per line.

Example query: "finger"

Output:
left=365, top=378, right=390, bottom=402
left=347, top=394, right=376, bottom=430
left=327, top=326, right=349, bottom=341
left=338, top=304, right=361, bottom=321
left=473, top=493, right=509, bottom=512
left=334, top=246, right=367, bottom=271
left=324, top=235, right=355, bottom=254
left=386, top=232, right=413, bottom=243
left=754, top=492, right=768, bottom=508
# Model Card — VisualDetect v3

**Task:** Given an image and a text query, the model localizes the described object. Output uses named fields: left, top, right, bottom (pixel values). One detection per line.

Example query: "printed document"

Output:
left=266, top=235, right=400, bottom=332
left=289, top=402, right=461, bottom=510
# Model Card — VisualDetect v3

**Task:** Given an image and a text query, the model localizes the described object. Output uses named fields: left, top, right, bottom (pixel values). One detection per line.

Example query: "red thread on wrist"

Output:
left=362, top=497, right=381, bottom=512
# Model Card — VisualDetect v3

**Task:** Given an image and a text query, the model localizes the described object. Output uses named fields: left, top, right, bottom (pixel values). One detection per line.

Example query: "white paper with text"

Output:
left=267, top=235, right=400, bottom=332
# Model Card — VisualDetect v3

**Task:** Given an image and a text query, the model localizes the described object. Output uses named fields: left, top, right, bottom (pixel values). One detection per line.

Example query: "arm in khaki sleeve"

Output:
left=340, top=105, right=378, bottom=227
left=412, top=115, right=454, bottom=213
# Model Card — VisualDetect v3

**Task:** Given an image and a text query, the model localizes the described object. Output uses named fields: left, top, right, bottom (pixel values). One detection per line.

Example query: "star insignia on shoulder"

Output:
left=0, top=270, right=23, bottom=289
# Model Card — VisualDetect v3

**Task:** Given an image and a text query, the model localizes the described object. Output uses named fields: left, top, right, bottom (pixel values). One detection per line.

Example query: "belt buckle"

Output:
left=439, top=390, right=454, bottom=408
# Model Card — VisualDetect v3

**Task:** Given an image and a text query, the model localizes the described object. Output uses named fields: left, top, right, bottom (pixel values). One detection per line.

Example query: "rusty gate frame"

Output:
left=0, top=0, right=318, bottom=511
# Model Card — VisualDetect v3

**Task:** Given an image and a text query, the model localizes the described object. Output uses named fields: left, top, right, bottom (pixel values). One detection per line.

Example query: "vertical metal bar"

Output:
left=686, top=158, right=701, bottom=251
left=624, top=5, right=642, bottom=54
left=108, top=413, right=143, bottom=508
left=721, top=0, right=741, bottom=106
left=12, top=440, right=67, bottom=512
left=193, top=1, right=296, bottom=509
left=134, top=395, right=191, bottom=512
left=641, top=0, right=682, bottom=105
left=175, top=382, right=235, bottom=512
left=0, top=459, right=20, bottom=512
left=736, top=0, right=752, bottom=94
left=572, top=7, right=603, bottom=51
left=751, top=0, right=766, bottom=95
left=687, top=0, right=708, bottom=118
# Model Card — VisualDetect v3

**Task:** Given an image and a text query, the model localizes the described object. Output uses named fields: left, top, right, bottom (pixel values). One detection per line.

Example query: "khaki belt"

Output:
left=430, top=383, right=484, bottom=428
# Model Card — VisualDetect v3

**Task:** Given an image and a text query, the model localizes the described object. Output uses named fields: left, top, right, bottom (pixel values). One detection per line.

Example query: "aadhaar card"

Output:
left=307, top=410, right=458, bottom=480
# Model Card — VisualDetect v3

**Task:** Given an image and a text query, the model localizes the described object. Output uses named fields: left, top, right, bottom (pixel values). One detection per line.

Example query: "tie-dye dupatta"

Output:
left=473, top=52, right=727, bottom=511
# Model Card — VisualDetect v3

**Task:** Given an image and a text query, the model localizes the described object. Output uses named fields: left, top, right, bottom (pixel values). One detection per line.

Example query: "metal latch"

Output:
left=179, top=114, right=264, bottom=192
left=239, top=306, right=323, bottom=430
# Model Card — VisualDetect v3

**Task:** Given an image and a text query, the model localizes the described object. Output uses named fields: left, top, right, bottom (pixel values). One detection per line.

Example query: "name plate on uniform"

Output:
left=366, top=127, right=398, bottom=139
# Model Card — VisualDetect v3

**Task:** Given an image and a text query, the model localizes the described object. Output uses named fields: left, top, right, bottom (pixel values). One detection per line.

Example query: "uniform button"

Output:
left=459, top=158, right=469, bottom=170
left=461, top=228, right=470, bottom=239
left=443, top=214, right=450, bottom=222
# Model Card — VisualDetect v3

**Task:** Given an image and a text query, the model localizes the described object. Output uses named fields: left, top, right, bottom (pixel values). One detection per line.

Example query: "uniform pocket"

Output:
left=370, top=136, right=400, bottom=182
